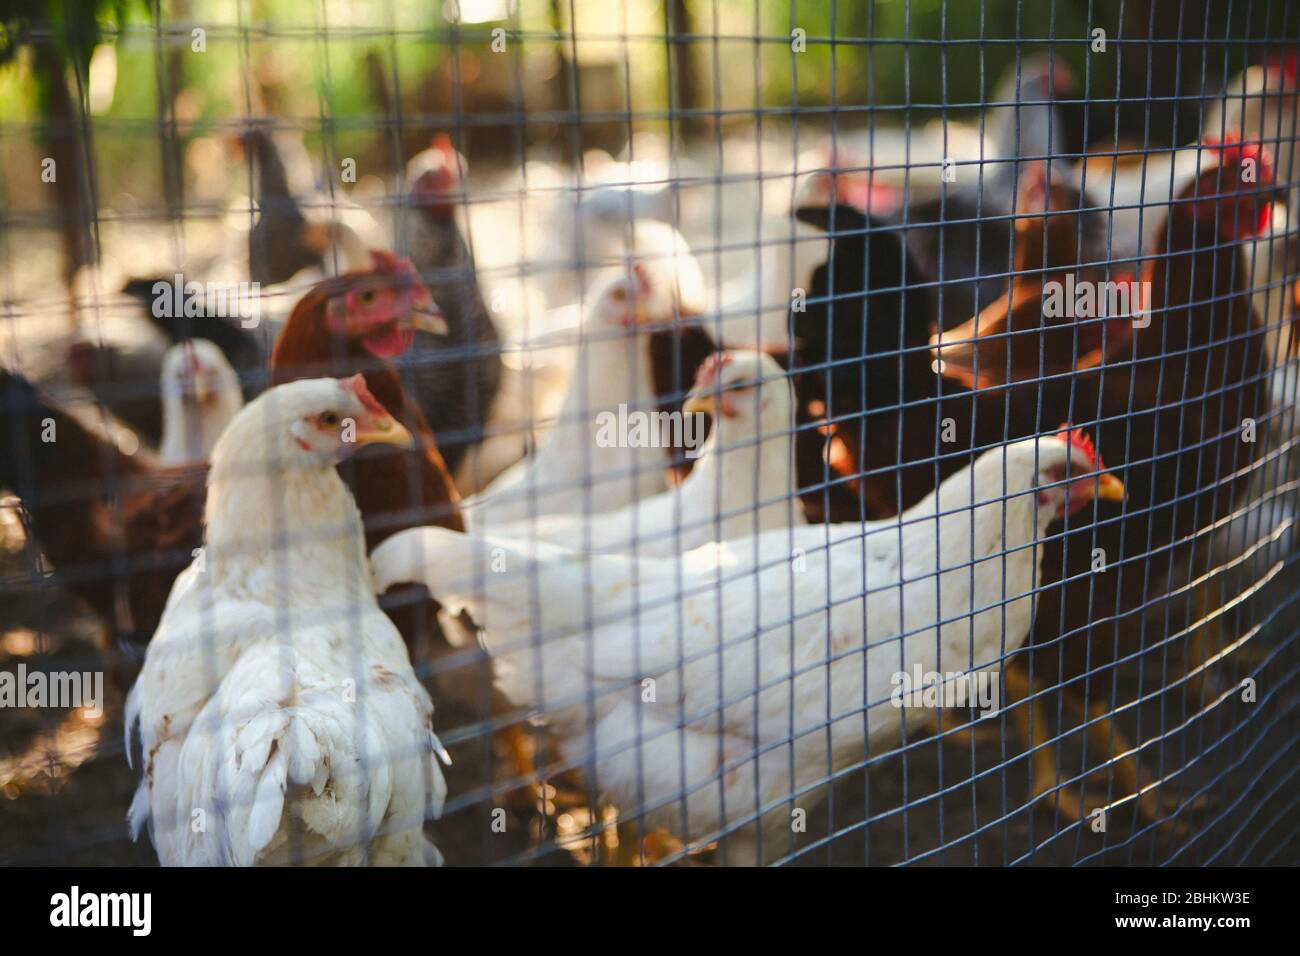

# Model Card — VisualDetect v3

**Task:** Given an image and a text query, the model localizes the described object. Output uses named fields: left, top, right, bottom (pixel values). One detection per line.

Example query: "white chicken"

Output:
left=466, top=258, right=703, bottom=527
left=157, top=339, right=244, bottom=466
left=371, top=429, right=1125, bottom=865
left=126, top=376, right=449, bottom=866
left=515, top=149, right=701, bottom=311
left=483, top=350, right=804, bottom=555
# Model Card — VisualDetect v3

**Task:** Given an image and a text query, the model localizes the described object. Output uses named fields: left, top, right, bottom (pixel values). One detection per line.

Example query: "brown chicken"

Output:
left=930, top=161, right=1126, bottom=395
left=0, top=371, right=204, bottom=668
left=930, top=137, right=1277, bottom=826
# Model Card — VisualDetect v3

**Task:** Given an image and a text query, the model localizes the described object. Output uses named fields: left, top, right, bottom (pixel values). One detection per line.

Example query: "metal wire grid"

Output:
left=0, top=0, right=1298, bottom=866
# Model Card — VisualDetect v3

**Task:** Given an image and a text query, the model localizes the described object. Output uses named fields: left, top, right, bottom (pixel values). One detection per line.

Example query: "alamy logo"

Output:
left=0, top=665, right=103, bottom=717
left=890, top=665, right=1001, bottom=717
left=594, top=404, right=708, bottom=459
left=152, top=273, right=261, bottom=328
left=1042, top=273, right=1150, bottom=325
left=49, top=886, right=151, bottom=936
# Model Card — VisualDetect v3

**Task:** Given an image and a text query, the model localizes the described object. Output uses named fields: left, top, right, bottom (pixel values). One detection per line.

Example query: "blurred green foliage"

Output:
left=3, top=1, right=1296, bottom=132
left=0, top=0, right=1295, bottom=203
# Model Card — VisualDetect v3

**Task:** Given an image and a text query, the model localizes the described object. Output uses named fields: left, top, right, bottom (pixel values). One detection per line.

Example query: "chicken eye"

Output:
left=359, top=289, right=377, bottom=305
left=610, top=287, right=627, bottom=302
left=320, top=411, right=341, bottom=427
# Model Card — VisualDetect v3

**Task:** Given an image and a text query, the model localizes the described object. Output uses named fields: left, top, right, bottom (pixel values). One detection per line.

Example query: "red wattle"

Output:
left=362, top=324, right=414, bottom=359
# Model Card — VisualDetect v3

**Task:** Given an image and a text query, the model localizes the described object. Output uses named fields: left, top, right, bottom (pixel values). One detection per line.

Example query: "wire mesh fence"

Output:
left=1, top=0, right=1299, bottom=866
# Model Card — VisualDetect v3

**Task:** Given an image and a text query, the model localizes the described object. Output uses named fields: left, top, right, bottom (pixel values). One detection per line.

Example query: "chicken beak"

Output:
left=406, top=305, right=450, bottom=337
left=928, top=330, right=982, bottom=387
left=682, top=393, right=715, bottom=416
left=1095, top=472, right=1126, bottom=503
left=353, top=416, right=415, bottom=449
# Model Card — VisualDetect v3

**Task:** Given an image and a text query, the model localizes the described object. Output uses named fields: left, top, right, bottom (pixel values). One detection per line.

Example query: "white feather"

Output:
left=372, top=434, right=1110, bottom=863
left=128, top=378, right=447, bottom=866
left=467, top=260, right=703, bottom=526
left=483, top=351, right=804, bottom=554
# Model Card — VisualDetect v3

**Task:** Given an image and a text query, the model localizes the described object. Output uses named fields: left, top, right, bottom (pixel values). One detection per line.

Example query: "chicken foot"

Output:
left=1005, top=663, right=1190, bottom=830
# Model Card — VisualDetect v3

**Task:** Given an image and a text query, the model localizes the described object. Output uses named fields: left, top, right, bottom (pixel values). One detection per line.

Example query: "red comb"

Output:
left=1016, top=162, right=1050, bottom=212
left=1205, top=132, right=1276, bottom=187
left=631, top=261, right=654, bottom=298
left=369, top=249, right=400, bottom=274
left=341, top=374, right=389, bottom=418
left=695, top=352, right=733, bottom=388
left=1058, top=423, right=1103, bottom=469
left=828, top=169, right=900, bottom=215
left=366, top=251, right=428, bottom=294
left=1050, top=60, right=1077, bottom=96
left=820, top=146, right=899, bottom=215
left=1267, top=51, right=1300, bottom=87
left=430, top=133, right=463, bottom=185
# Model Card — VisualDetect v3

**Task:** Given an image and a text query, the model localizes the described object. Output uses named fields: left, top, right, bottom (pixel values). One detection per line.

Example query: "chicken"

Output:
left=67, top=272, right=269, bottom=448
left=157, top=340, right=244, bottom=466
left=397, top=134, right=503, bottom=474
left=708, top=151, right=870, bottom=354
left=1240, top=201, right=1300, bottom=409
left=1, top=257, right=460, bottom=664
left=895, top=54, right=1081, bottom=330
left=0, top=369, right=206, bottom=655
left=482, top=351, right=803, bottom=555
left=519, top=150, right=701, bottom=311
left=1203, top=52, right=1300, bottom=209
left=785, top=159, right=1104, bottom=526
left=126, top=376, right=448, bottom=866
left=268, top=251, right=464, bottom=548
left=1203, top=56, right=1300, bottom=372
left=929, top=136, right=1275, bottom=823
left=131, top=281, right=269, bottom=398
left=241, top=127, right=384, bottom=285
left=787, top=200, right=942, bottom=522
left=979, top=55, right=1083, bottom=196
left=467, top=261, right=705, bottom=527
left=929, top=162, right=1122, bottom=394
left=63, top=275, right=174, bottom=446
left=265, top=253, right=541, bottom=811
left=370, top=429, right=1124, bottom=864
left=1080, top=52, right=1298, bottom=271
left=457, top=215, right=711, bottom=495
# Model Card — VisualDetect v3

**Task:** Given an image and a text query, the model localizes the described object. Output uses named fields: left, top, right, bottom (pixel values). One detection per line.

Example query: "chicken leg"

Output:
left=1005, top=662, right=1189, bottom=829
left=1005, top=663, right=1087, bottom=822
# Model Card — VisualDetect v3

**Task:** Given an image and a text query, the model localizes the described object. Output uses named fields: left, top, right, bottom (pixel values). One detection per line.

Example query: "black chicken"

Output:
left=242, top=127, right=327, bottom=286
left=789, top=201, right=944, bottom=522
left=397, top=135, right=502, bottom=474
